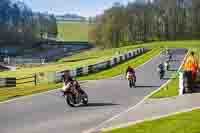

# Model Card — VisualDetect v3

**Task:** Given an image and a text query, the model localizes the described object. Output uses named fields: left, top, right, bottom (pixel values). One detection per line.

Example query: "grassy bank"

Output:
left=57, top=21, right=90, bottom=41
left=104, top=109, right=200, bottom=133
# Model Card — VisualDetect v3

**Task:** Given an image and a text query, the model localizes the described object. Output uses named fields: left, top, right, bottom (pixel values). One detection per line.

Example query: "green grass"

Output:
left=0, top=49, right=160, bottom=102
left=104, top=109, right=200, bottom=133
left=57, top=21, right=90, bottom=41
left=150, top=77, right=179, bottom=98
left=0, top=83, right=62, bottom=102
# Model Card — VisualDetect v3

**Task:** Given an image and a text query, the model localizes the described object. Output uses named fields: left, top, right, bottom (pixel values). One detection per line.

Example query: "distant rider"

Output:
left=157, top=62, right=165, bottom=79
left=126, top=66, right=136, bottom=82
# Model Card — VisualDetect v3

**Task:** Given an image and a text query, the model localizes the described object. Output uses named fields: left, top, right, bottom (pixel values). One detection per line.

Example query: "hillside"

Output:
left=57, top=21, right=90, bottom=41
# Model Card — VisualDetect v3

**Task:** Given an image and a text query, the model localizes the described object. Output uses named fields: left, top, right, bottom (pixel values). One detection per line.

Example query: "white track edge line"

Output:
left=101, top=106, right=200, bottom=132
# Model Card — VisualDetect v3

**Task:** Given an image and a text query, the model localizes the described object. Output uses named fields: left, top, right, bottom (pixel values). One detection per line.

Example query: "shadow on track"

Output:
left=80, top=103, right=120, bottom=107
left=136, top=85, right=160, bottom=88
left=168, top=69, right=178, bottom=72
left=162, top=77, right=177, bottom=80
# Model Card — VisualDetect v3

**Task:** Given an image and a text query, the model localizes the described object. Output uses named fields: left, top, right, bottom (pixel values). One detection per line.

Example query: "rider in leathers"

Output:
left=61, top=71, right=84, bottom=101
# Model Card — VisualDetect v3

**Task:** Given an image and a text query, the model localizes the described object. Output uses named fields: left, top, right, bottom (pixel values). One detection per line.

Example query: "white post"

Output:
left=83, top=66, right=89, bottom=75
left=69, top=70, right=75, bottom=77
left=117, top=56, right=120, bottom=63
left=122, top=55, right=126, bottom=61
left=179, top=72, right=184, bottom=95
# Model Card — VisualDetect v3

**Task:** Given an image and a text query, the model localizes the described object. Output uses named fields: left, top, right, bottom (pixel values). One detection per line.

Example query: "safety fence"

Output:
left=0, top=47, right=148, bottom=87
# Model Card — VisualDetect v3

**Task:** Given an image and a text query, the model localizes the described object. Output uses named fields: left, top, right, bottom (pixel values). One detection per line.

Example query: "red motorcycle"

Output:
left=126, top=72, right=136, bottom=88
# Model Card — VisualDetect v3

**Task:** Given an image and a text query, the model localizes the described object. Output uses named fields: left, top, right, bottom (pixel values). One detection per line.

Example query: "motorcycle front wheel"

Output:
left=66, top=93, right=81, bottom=107
left=82, top=92, right=88, bottom=105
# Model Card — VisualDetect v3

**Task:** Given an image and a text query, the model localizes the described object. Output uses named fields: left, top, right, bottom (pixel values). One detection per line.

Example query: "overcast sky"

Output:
left=22, top=0, right=136, bottom=17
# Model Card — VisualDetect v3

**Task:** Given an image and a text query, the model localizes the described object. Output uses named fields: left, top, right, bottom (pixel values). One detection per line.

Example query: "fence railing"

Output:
left=0, top=47, right=148, bottom=87
left=0, top=78, right=16, bottom=88
left=16, top=74, right=37, bottom=86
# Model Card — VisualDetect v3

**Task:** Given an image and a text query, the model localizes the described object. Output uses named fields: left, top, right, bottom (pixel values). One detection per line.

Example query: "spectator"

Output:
left=183, top=51, right=199, bottom=81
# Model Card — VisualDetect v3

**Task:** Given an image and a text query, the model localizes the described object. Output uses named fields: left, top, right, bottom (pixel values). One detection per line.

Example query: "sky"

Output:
left=22, top=0, right=135, bottom=17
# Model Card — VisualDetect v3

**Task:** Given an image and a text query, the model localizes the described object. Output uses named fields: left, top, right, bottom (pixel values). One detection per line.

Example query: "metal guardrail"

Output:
left=0, top=78, right=16, bottom=88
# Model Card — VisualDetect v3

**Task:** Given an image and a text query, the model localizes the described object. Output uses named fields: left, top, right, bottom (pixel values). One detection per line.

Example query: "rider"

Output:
left=157, top=62, right=165, bottom=77
left=61, top=70, right=84, bottom=97
left=61, top=70, right=74, bottom=96
left=166, top=48, right=172, bottom=61
left=126, top=66, right=136, bottom=81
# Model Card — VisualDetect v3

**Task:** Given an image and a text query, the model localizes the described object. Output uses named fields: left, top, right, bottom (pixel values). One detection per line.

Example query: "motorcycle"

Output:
left=157, top=66, right=165, bottom=79
left=61, top=83, right=88, bottom=107
left=126, top=72, right=136, bottom=88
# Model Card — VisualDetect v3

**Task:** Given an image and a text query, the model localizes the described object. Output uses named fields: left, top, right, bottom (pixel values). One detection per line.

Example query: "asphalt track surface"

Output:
left=0, top=49, right=187, bottom=133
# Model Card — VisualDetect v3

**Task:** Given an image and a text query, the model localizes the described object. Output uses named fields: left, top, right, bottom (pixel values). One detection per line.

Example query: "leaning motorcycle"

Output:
left=62, top=85, right=88, bottom=107
left=126, top=72, right=136, bottom=88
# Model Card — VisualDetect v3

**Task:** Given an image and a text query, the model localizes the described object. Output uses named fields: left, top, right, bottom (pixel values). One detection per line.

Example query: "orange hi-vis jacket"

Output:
left=183, top=55, right=199, bottom=72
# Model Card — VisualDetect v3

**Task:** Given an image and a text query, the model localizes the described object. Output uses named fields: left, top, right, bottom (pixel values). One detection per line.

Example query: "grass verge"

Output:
left=150, top=77, right=179, bottom=98
left=0, top=83, right=62, bottom=102
left=104, top=109, right=200, bottom=133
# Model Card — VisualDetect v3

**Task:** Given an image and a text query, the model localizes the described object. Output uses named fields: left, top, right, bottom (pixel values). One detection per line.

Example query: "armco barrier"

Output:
left=0, top=78, right=16, bottom=87
left=35, top=48, right=148, bottom=85
left=57, top=48, right=148, bottom=79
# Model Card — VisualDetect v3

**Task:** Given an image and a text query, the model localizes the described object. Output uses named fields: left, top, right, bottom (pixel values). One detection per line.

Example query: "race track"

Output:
left=0, top=49, right=187, bottom=133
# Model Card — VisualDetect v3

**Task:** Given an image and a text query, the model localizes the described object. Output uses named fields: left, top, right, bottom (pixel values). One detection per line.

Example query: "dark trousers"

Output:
left=183, top=71, right=193, bottom=91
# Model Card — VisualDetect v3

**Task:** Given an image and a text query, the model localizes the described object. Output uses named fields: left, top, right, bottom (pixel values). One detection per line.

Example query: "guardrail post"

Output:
left=34, top=73, right=37, bottom=86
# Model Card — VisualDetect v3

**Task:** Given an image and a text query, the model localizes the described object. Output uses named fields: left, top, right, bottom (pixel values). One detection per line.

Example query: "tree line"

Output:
left=89, top=0, right=200, bottom=48
left=0, top=0, right=58, bottom=46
